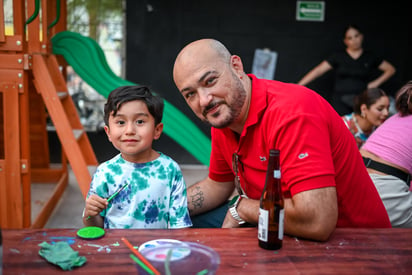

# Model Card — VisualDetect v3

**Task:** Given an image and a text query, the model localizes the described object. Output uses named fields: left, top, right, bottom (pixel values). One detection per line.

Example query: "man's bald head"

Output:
left=171, top=38, right=251, bottom=131
left=173, top=39, right=231, bottom=81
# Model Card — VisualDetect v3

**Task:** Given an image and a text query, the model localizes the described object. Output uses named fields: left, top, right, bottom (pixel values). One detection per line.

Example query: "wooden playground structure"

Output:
left=0, top=0, right=98, bottom=229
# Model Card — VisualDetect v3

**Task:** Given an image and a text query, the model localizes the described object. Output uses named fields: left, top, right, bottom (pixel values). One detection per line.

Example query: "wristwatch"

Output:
left=229, top=195, right=246, bottom=224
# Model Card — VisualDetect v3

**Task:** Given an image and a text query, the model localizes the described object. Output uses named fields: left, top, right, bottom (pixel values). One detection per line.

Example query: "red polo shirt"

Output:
left=209, top=74, right=390, bottom=228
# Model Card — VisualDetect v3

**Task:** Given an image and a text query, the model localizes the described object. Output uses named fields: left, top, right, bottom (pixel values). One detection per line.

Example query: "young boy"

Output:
left=82, top=85, right=192, bottom=229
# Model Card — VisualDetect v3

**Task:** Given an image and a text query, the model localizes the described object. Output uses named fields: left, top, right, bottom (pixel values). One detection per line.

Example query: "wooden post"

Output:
left=0, top=83, right=23, bottom=228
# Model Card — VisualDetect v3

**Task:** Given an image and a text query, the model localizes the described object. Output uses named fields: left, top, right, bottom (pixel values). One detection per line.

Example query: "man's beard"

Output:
left=202, top=75, right=246, bottom=129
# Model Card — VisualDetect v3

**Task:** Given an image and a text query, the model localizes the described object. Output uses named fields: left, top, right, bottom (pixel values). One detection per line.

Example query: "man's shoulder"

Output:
left=254, top=77, right=308, bottom=96
left=263, top=79, right=323, bottom=104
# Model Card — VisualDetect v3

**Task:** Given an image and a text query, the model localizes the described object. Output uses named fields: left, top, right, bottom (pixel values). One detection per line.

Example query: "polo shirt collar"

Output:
left=241, top=74, right=267, bottom=136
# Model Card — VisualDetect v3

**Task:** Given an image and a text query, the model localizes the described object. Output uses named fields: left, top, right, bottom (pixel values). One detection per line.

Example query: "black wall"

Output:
left=125, top=0, right=412, bottom=164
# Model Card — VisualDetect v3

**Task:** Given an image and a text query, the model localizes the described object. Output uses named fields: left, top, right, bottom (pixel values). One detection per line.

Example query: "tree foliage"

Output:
left=67, top=0, right=123, bottom=40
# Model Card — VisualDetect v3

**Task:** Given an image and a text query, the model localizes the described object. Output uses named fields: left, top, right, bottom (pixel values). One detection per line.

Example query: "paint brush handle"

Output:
left=107, top=181, right=130, bottom=202
left=85, top=181, right=130, bottom=220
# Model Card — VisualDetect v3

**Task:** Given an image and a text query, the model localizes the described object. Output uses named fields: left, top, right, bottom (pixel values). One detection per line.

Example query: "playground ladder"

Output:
left=31, top=53, right=97, bottom=198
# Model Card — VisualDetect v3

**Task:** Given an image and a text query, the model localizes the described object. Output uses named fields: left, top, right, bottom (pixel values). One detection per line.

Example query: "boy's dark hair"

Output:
left=104, top=85, right=164, bottom=126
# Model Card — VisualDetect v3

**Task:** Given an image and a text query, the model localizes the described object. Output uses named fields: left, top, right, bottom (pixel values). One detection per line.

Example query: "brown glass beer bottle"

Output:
left=258, top=149, right=284, bottom=250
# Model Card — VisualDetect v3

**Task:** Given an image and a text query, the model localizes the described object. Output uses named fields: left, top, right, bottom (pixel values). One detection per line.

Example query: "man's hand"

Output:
left=222, top=210, right=242, bottom=228
left=221, top=197, right=260, bottom=228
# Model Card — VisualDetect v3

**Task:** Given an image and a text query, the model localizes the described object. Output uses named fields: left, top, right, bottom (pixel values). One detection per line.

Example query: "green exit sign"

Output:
left=296, top=1, right=325, bottom=22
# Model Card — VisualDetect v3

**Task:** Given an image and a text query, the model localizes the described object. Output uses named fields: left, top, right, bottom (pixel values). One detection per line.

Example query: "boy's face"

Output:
left=104, top=100, right=163, bottom=163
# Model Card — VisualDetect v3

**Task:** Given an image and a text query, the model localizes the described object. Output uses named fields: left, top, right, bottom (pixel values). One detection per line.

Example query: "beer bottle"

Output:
left=258, top=149, right=284, bottom=250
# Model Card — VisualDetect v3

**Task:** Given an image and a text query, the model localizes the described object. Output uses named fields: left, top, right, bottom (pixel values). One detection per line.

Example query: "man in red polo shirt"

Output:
left=173, top=39, right=391, bottom=241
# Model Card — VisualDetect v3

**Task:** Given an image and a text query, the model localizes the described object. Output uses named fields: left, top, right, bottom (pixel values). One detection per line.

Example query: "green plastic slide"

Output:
left=51, top=31, right=211, bottom=165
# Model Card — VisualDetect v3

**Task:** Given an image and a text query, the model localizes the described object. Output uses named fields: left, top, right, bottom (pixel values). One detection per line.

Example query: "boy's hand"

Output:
left=84, top=194, right=108, bottom=218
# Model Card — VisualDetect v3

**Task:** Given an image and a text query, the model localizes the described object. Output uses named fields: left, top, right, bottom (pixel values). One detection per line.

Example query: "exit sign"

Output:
left=296, top=1, right=325, bottom=22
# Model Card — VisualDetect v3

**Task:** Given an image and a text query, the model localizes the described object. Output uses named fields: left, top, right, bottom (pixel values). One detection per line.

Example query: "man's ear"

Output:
left=154, top=122, right=164, bottom=140
left=230, top=55, right=244, bottom=75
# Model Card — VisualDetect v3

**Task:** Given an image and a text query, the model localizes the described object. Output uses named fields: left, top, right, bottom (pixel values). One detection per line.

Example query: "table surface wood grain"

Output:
left=2, top=228, right=412, bottom=274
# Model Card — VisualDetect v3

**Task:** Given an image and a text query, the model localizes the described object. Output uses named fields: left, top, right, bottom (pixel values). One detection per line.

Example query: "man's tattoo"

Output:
left=190, top=185, right=204, bottom=209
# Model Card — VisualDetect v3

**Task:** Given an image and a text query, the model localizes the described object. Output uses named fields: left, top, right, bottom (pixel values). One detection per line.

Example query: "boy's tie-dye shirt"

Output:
left=87, top=153, right=192, bottom=229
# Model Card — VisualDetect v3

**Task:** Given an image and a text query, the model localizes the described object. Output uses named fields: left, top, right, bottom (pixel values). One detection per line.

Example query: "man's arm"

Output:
left=187, top=177, right=234, bottom=216
left=283, top=187, right=338, bottom=241
left=225, top=186, right=338, bottom=241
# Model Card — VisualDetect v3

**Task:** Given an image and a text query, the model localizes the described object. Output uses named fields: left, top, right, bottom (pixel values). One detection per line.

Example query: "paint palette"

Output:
left=138, top=239, right=191, bottom=261
left=137, top=242, right=220, bottom=274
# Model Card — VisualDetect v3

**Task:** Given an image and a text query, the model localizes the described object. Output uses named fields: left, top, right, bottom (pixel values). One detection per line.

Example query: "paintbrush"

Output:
left=106, top=181, right=130, bottom=202
left=85, top=181, right=130, bottom=220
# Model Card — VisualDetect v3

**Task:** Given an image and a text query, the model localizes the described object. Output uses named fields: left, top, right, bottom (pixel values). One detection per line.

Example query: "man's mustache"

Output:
left=202, top=101, right=224, bottom=117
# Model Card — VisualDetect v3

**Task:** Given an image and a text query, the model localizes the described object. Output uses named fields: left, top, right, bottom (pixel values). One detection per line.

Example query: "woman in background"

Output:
left=342, top=87, right=389, bottom=148
left=360, top=81, right=412, bottom=227
left=298, top=24, right=396, bottom=115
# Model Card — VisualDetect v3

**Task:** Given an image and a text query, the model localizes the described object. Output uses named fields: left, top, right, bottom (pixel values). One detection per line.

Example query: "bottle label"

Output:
left=258, top=208, right=269, bottom=242
left=273, top=169, right=281, bottom=179
left=279, top=209, right=284, bottom=240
